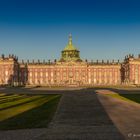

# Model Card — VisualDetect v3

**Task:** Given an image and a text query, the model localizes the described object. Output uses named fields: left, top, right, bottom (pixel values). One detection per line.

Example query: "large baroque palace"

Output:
left=0, top=35, right=140, bottom=87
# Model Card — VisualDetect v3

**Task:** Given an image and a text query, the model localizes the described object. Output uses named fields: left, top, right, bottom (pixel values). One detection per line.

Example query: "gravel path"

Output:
left=96, top=90, right=140, bottom=140
left=36, top=90, right=124, bottom=140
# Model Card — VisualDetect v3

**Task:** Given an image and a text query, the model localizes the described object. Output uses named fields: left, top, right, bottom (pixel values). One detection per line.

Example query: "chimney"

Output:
left=22, top=60, right=24, bottom=64
left=107, top=60, right=109, bottom=64
left=102, top=60, right=104, bottom=63
left=38, top=59, right=40, bottom=64
left=96, top=60, right=98, bottom=64
left=32, top=59, right=34, bottom=64
left=118, top=60, right=120, bottom=63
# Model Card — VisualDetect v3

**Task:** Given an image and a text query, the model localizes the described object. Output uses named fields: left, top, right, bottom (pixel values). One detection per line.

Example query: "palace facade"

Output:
left=0, top=35, right=140, bottom=87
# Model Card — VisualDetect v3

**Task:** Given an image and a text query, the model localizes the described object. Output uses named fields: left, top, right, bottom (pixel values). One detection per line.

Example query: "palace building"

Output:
left=0, top=35, right=140, bottom=87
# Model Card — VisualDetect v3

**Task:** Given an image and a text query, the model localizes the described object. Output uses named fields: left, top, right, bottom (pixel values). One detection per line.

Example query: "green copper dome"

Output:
left=60, top=34, right=82, bottom=62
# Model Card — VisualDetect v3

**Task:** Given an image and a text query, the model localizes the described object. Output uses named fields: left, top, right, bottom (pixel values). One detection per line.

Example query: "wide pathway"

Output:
left=36, top=90, right=124, bottom=140
left=96, top=89, right=140, bottom=140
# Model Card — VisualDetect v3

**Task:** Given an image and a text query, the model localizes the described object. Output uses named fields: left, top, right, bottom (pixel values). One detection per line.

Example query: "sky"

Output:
left=0, top=0, right=140, bottom=62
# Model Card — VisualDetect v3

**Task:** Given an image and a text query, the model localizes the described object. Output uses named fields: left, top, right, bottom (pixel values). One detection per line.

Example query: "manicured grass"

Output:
left=0, top=93, right=6, bottom=97
left=119, top=94, right=140, bottom=104
left=107, top=93, right=140, bottom=104
left=0, top=94, right=27, bottom=104
left=0, top=93, right=61, bottom=130
left=0, top=95, right=45, bottom=112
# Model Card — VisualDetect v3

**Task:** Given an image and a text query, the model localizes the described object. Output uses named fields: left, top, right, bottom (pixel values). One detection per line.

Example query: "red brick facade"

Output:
left=1, top=55, right=140, bottom=87
left=122, top=55, right=140, bottom=85
left=0, top=55, right=19, bottom=86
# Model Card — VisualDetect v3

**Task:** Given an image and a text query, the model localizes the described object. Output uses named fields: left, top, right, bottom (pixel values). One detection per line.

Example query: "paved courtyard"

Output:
left=0, top=87, right=140, bottom=140
left=36, top=89, right=124, bottom=140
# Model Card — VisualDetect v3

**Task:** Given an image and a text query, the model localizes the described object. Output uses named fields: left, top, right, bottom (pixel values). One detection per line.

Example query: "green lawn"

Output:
left=0, top=93, right=61, bottom=130
left=107, top=93, right=140, bottom=104
left=119, top=94, right=140, bottom=104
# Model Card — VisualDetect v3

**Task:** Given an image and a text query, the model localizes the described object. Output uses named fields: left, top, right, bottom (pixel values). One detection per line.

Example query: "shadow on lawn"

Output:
left=108, top=88, right=140, bottom=104
left=86, top=87, right=140, bottom=104
left=0, top=94, right=32, bottom=104
left=119, top=94, right=140, bottom=104
left=0, top=95, right=61, bottom=130
left=0, top=96, right=45, bottom=111
left=95, top=87, right=140, bottom=104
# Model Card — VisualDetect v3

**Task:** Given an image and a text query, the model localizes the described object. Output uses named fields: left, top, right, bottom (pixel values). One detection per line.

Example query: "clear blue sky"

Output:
left=0, top=0, right=140, bottom=61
